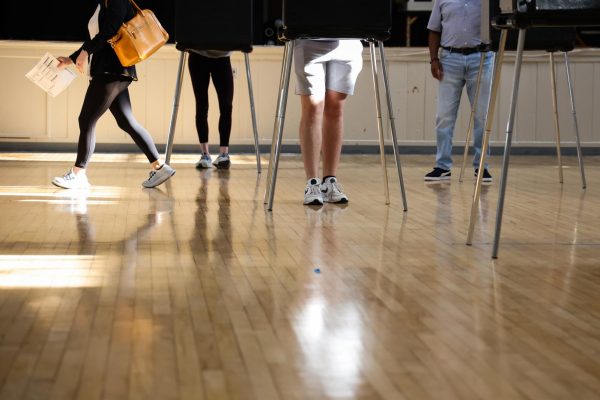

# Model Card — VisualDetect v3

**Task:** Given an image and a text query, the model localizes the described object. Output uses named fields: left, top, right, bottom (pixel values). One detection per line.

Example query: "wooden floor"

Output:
left=0, top=153, right=599, bottom=400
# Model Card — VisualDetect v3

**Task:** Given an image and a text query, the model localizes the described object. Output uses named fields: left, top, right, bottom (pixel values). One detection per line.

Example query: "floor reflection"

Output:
left=124, top=188, right=174, bottom=248
left=191, top=169, right=232, bottom=258
left=293, top=203, right=363, bottom=398
left=426, top=182, right=452, bottom=226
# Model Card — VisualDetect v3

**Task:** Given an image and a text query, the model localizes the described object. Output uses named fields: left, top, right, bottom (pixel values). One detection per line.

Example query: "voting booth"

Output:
left=467, top=0, right=600, bottom=258
left=164, top=0, right=261, bottom=172
left=264, top=0, right=408, bottom=211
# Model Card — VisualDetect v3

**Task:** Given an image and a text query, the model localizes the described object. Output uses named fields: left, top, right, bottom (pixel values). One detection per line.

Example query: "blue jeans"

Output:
left=435, top=49, right=493, bottom=171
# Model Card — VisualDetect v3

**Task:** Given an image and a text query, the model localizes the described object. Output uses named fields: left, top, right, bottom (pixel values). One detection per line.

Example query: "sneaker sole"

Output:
left=424, top=176, right=451, bottom=181
left=195, top=163, right=212, bottom=169
left=51, top=179, right=90, bottom=189
left=303, top=198, right=324, bottom=206
left=324, top=197, right=348, bottom=204
left=474, top=176, right=493, bottom=183
left=214, top=161, right=231, bottom=170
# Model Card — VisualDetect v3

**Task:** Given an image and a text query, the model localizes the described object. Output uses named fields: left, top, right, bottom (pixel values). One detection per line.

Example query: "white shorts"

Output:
left=294, top=39, right=364, bottom=96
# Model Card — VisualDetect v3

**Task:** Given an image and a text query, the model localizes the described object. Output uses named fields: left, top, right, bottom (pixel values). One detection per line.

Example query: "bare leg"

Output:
left=322, top=90, right=347, bottom=177
left=151, top=159, right=165, bottom=170
left=299, top=94, right=325, bottom=179
left=200, top=142, right=210, bottom=154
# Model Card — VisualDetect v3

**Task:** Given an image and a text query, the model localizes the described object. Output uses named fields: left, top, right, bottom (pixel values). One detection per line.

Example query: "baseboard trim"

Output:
left=1, top=142, right=599, bottom=156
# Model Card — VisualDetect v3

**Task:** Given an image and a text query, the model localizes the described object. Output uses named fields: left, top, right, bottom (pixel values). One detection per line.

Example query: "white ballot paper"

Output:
left=25, top=53, right=78, bottom=98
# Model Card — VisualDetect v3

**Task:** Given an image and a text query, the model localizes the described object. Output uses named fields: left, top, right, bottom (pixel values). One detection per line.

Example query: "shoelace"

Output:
left=64, top=172, right=77, bottom=181
left=147, top=170, right=157, bottom=179
left=328, top=181, right=344, bottom=194
left=307, top=184, right=321, bottom=196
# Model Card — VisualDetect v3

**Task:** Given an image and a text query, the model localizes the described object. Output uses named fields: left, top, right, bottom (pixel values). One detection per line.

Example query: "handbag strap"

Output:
left=128, top=0, right=143, bottom=14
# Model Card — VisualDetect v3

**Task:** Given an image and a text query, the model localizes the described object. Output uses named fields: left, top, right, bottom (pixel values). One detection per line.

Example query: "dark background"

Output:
left=0, top=0, right=431, bottom=47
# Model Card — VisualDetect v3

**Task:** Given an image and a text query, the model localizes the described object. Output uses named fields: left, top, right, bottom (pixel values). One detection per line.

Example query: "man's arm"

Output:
left=428, top=30, right=443, bottom=81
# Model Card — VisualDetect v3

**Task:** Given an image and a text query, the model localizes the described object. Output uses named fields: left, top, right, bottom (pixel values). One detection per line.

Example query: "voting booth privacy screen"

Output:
left=497, top=0, right=600, bottom=27
left=481, top=0, right=577, bottom=51
left=281, top=0, right=392, bottom=41
left=174, top=0, right=253, bottom=52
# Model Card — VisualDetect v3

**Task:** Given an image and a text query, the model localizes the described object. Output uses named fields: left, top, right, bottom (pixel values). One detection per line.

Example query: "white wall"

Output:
left=1, top=40, right=599, bottom=149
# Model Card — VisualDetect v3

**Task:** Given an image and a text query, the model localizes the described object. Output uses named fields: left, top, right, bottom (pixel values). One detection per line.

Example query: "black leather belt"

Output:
left=442, top=45, right=488, bottom=55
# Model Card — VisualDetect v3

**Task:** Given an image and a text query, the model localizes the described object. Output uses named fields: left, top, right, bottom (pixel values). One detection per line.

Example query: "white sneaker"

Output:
left=142, top=164, right=176, bottom=188
left=304, top=178, right=324, bottom=205
left=213, top=153, right=231, bottom=169
left=52, top=169, right=91, bottom=189
left=320, top=177, right=348, bottom=203
left=196, top=154, right=212, bottom=169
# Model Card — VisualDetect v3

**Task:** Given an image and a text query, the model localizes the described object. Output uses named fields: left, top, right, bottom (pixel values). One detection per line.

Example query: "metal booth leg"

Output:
left=264, top=41, right=294, bottom=210
left=164, top=51, right=188, bottom=164
left=549, top=52, right=564, bottom=183
left=466, top=29, right=508, bottom=245
left=459, top=52, right=486, bottom=182
left=244, top=52, right=262, bottom=174
left=564, top=52, right=587, bottom=189
left=491, top=29, right=527, bottom=259
left=369, top=41, right=390, bottom=205
left=378, top=41, right=408, bottom=211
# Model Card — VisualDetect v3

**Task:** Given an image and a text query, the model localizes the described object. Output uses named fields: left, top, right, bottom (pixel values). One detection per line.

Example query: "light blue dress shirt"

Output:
left=427, top=0, right=483, bottom=48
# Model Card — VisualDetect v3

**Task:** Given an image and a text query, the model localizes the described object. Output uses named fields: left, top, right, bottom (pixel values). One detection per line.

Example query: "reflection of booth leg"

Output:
left=368, top=41, right=390, bottom=204
left=244, top=53, right=262, bottom=174
left=549, top=52, right=564, bottom=183
left=459, top=52, right=486, bottom=183
left=264, top=41, right=294, bottom=210
left=564, top=52, right=587, bottom=189
left=165, top=51, right=188, bottom=164
left=466, top=29, right=508, bottom=245
left=491, top=29, right=527, bottom=258
left=378, top=41, right=408, bottom=211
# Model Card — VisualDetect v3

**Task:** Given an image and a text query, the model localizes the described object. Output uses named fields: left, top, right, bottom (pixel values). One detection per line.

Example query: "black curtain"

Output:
left=0, top=0, right=175, bottom=43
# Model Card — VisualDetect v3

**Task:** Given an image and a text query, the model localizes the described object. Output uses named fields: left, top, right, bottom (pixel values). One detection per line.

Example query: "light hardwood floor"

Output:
left=0, top=153, right=599, bottom=400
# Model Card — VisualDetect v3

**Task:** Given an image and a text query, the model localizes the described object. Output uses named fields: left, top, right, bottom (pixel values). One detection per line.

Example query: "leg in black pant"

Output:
left=209, top=57, right=234, bottom=148
left=188, top=53, right=234, bottom=169
left=53, top=75, right=174, bottom=189
left=109, top=88, right=160, bottom=163
left=75, top=76, right=129, bottom=168
left=75, top=75, right=160, bottom=168
left=188, top=53, right=211, bottom=146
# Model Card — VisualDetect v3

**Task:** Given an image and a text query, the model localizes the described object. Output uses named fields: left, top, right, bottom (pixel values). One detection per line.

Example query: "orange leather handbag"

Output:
left=107, top=0, right=169, bottom=67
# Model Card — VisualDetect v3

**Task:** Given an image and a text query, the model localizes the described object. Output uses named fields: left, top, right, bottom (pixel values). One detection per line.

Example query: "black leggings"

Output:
left=75, top=75, right=160, bottom=168
left=188, top=53, right=234, bottom=147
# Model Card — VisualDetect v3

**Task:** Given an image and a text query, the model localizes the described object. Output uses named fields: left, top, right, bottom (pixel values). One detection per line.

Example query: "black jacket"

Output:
left=70, top=0, right=137, bottom=80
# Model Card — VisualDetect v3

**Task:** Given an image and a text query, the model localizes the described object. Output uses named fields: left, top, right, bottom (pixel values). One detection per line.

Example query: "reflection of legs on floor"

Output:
left=75, top=213, right=95, bottom=254
left=304, top=203, right=348, bottom=228
left=124, top=188, right=174, bottom=256
left=302, top=203, right=346, bottom=273
left=215, top=170, right=232, bottom=254
left=191, top=170, right=210, bottom=255
left=143, top=187, right=174, bottom=225
left=321, top=203, right=348, bottom=226
left=217, top=170, right=231, bottom=202
left=304, top=205, right=323, bottom=227
left=55, top=189, right=95, bottom=253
